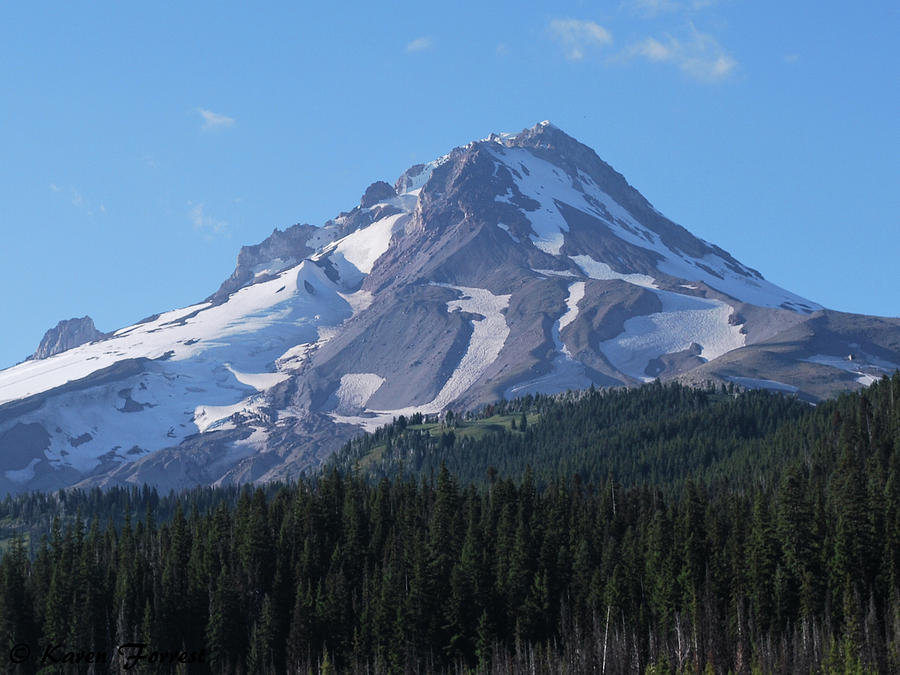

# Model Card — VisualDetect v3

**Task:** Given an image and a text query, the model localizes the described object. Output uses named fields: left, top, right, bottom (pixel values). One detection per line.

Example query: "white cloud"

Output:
left=406, top=37, right=433, bottom=53
left=198, top=108, right=235, bottom=131
left=635, top=37, right=672, bottom=61
left=496, top=43, right=510, bottom=57
left=627, top=25, right=736, bottom=82
left=188, top=202, right=228, bottom=238
left=548, top=18, right=613, bottom=61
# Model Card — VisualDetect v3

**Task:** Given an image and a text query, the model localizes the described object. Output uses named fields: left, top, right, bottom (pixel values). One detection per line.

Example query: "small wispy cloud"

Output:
left=548, top=18, right=613, bottom=61
left=198, top=108, right=235, bottom=131
left=188, top=202, right=228, bottom=238
left=406, top=37, right=433, bottom=53
left=50, top=183, right=104, bottom=217
left=626, top=25, right=736, bottom=82
left=627, top=0, right=680, bottom=17
left=626, top=0, right=721, bottom=17
left=784, top=53, right=800, bottom=64
left=496, top=43, right=510, bottom=57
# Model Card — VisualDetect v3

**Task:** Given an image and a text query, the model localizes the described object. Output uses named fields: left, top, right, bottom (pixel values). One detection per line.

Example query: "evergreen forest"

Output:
left=1, top=376, right=899, bottom=673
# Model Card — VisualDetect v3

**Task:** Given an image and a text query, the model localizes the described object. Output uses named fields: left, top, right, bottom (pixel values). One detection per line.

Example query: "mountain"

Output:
left=1, top=122, right=898, bottom=495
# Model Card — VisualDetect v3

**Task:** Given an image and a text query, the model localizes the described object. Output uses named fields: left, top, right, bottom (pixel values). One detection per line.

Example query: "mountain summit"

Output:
left=1, top=122, right=898, bottom=494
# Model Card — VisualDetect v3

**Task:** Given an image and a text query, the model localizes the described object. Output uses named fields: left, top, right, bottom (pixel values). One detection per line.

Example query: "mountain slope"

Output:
left=0, top=122, right=897, bottom=495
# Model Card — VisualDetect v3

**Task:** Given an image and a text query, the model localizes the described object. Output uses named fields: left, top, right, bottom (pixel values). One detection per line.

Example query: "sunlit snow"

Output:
left=599, top=290, right=745, bottom=382
left=332, top=373, right=386, bottom=413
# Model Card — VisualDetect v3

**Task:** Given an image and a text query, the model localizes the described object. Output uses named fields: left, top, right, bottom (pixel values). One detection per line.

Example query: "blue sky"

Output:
left=1, top=1, right=897, bottom=369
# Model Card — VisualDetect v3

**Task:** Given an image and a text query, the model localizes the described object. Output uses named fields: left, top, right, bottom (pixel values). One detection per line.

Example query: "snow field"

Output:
left=599, top=290, right=745, bottom=382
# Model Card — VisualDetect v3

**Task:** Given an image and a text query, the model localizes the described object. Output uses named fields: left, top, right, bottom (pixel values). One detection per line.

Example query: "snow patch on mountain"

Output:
left=571, top=254, right=658, bottom=289
left=600, top=290, right=745, bottom=382
left=496, top=222, right=520, bottom=243
left=333, top=374, right=386, bottom=413
left=803, top=353, right=897, bottom=386
left=194, top=397, right=256, bottom=434
left=429, top=285, right=511, bottom=409
left=225, top=365, right=290, bottom=391
left=558, top=282, right=585, bottom=335
left=327, top=211, right=407, bottom=278
left=398, top=159, right=444, bottom=193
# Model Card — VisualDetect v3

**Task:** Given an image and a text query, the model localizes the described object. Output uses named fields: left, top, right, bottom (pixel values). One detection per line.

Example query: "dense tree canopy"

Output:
left=1, top=376, right=899, bottom=673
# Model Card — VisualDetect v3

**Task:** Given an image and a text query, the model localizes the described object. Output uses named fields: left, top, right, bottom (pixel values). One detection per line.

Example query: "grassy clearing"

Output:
left=351, top=413, right=541, bottom=471
left=407, top=413, right=540, bottom=440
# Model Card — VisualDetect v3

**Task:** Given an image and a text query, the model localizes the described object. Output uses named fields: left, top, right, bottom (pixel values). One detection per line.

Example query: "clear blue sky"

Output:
left=1, top=1, right=897, bottom=369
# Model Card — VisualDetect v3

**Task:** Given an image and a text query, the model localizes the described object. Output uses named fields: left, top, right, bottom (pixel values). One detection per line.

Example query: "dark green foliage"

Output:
left=327, top=381, right=814, bottom=492
left=0, top=376, right=898, bottom=673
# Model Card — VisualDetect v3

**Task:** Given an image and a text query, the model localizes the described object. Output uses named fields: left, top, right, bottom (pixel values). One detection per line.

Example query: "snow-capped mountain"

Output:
left=1, top=122, right=898, bottom=495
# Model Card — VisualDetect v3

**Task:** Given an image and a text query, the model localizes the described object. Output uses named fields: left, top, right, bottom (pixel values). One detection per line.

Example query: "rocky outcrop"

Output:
left=208, top=223, right=320, bottom=303
left=32, top=316, right=103, bottom=360
left=359, top=181, right=396, bottom=208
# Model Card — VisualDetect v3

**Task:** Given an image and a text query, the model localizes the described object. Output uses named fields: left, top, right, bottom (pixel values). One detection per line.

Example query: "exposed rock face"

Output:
left=32, top=317, right=103, bottom=360
left=360, top=181, right=396, bottom=208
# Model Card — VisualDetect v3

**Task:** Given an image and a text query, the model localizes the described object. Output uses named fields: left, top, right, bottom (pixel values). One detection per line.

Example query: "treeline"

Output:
left=0, top=377, right=898, bottom=672
left=0, top=481, right=287, bottom=549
